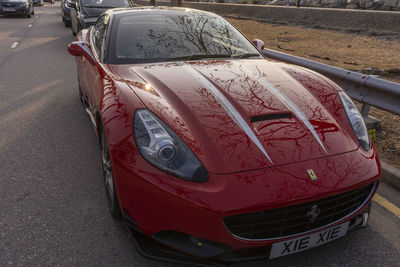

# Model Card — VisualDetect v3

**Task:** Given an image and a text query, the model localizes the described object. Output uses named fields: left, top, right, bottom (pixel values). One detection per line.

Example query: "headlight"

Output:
left=134, top=109, right=208, bottom=182
left=338, top=91, right=370, bottom=151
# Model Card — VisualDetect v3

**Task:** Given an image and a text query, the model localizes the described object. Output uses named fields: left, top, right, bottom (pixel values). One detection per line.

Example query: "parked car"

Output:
left=67, top=7, right=380, bottom=265
left=70, top=0, right=134, bottom=36
left=32, top=0, right=43, bottom=6
left=43, top=0, right=54, bottom=3
left=0, top=0, right=34, bottom=17
left=61, top=0, right=74, bottom=27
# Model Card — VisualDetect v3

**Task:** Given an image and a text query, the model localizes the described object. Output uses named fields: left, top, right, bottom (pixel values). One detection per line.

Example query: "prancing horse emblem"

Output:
left=307, top=169, right=318, bottom=181
left=307, top=205, right=320, bottom=223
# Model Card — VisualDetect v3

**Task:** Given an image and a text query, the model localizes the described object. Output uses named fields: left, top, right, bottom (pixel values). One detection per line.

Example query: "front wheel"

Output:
left=101, top=131, right=122, bottom=220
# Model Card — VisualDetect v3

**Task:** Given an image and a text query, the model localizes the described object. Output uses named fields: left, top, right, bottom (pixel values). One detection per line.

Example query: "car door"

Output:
left=85, top=15, right=109, bottom=117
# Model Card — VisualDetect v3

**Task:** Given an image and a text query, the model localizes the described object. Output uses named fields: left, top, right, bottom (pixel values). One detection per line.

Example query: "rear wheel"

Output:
left=101, top=130, right=122, bottom=220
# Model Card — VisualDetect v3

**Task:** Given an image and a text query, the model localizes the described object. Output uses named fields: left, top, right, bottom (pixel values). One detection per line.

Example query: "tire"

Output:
left=31, top=9, right=34, bottom=15
left=26, top=11, right=31, bottom=18
left=101, top=130, right=122, bottom=220
left=64, top=20, right=71, bottom=27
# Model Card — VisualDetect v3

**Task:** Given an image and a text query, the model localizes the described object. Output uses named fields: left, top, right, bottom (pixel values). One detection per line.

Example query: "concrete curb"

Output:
left=381, top=161, right=400, bottom=191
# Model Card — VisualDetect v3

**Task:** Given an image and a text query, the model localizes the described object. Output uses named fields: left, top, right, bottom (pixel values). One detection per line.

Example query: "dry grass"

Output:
left=228, top=18, right=400, bottom=169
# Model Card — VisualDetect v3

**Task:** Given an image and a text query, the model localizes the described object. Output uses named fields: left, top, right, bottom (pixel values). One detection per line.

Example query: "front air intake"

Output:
left=224, top=182, right=376, bottom=240
left=250, top=113, right=292, bottom=123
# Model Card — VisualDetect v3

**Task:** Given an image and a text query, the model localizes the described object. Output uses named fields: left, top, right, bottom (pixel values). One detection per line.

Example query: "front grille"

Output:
left=3, top=3, right=18, bottom=7
left=224, top=182, right=375, bottom=240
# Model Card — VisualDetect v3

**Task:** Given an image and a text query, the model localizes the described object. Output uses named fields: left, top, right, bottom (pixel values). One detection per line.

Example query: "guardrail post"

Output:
left=361, top=104, right=382, bottom=130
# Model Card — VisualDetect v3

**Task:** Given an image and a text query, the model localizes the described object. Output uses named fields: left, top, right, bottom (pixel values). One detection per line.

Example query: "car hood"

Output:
left=110, top=59, right=359, bottom=174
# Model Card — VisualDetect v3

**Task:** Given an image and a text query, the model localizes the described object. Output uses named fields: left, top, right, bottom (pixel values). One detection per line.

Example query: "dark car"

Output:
left=0, top=0, right=34, bottom=17
left=61, top=0, right=74, bottom=27
left=70, top=0, right=134, bottom=36
left=43, top=0, right=54, bottom=3
left=32, top=0, right=43, bottom=6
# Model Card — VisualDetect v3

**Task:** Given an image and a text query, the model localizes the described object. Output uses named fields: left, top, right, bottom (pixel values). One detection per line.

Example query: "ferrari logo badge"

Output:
left=307, top=204, right=320, bottom=223
left=307, top=169, right=318, bottom=181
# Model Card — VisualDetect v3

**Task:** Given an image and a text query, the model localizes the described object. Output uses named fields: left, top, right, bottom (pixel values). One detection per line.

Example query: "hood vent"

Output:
left=250, top=113, right=292, bottom=123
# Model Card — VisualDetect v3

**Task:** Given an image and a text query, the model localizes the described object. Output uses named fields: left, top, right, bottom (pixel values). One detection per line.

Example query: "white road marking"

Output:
left=10, top=42, right=19, bottom=49
left=28, top=24, right=32, bottom=28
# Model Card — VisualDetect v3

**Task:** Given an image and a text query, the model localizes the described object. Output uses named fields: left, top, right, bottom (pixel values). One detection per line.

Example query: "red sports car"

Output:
left=67, top=7, right=380, bottom=265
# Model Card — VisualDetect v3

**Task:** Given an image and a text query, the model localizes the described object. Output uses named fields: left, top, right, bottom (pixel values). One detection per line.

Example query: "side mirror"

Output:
left=67, top=1, right=76, bottom=9
left=67, top=41, right=96, bottom=65
left=252, top=39, right=265, bottom=52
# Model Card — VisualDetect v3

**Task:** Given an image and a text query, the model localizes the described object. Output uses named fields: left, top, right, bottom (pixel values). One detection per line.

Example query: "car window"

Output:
left=92, top=15, right=108, bottom=60
left=109, top=11, right=261, bottom=64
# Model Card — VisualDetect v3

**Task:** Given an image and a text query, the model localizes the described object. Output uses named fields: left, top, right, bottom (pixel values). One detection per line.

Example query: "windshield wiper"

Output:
left=232, top=53, right=261, bottom=59
left=167, top=54, right=233, bottom=61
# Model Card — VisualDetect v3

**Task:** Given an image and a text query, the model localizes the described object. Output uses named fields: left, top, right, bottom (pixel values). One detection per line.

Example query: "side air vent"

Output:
left=250, top=113, right=292, bottom=123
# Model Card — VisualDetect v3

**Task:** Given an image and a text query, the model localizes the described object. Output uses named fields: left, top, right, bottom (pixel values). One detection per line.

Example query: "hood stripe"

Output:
left=183, top=64, right=273, bottom=164
left=241, top=65, right=327, bottom=154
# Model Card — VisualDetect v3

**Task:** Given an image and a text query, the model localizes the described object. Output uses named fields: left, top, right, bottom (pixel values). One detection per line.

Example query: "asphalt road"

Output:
left=0, top=3, right=399, bottom=267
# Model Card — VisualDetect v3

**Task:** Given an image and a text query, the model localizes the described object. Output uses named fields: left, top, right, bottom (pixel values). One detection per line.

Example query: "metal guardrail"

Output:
left=262, top=49, right=400, bottom=116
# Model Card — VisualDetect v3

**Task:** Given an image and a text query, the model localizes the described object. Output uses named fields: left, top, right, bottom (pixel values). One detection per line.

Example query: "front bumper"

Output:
left=124, top=204, right=371, bottom=266
left=0, top=6, right=28, bottom=15
left=111, top=145, right=380, bottom=262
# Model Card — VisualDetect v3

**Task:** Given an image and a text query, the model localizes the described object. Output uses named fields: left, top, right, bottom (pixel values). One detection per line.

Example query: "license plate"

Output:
left=4, top=8, right=16, bottom=12
left=269, top=221, right=350, bottom=259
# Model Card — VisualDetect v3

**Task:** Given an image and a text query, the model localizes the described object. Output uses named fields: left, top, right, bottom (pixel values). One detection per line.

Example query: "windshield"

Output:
left=82, top=0, right=130, bottom=8
left=109, top=11, right=262, bottom=64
